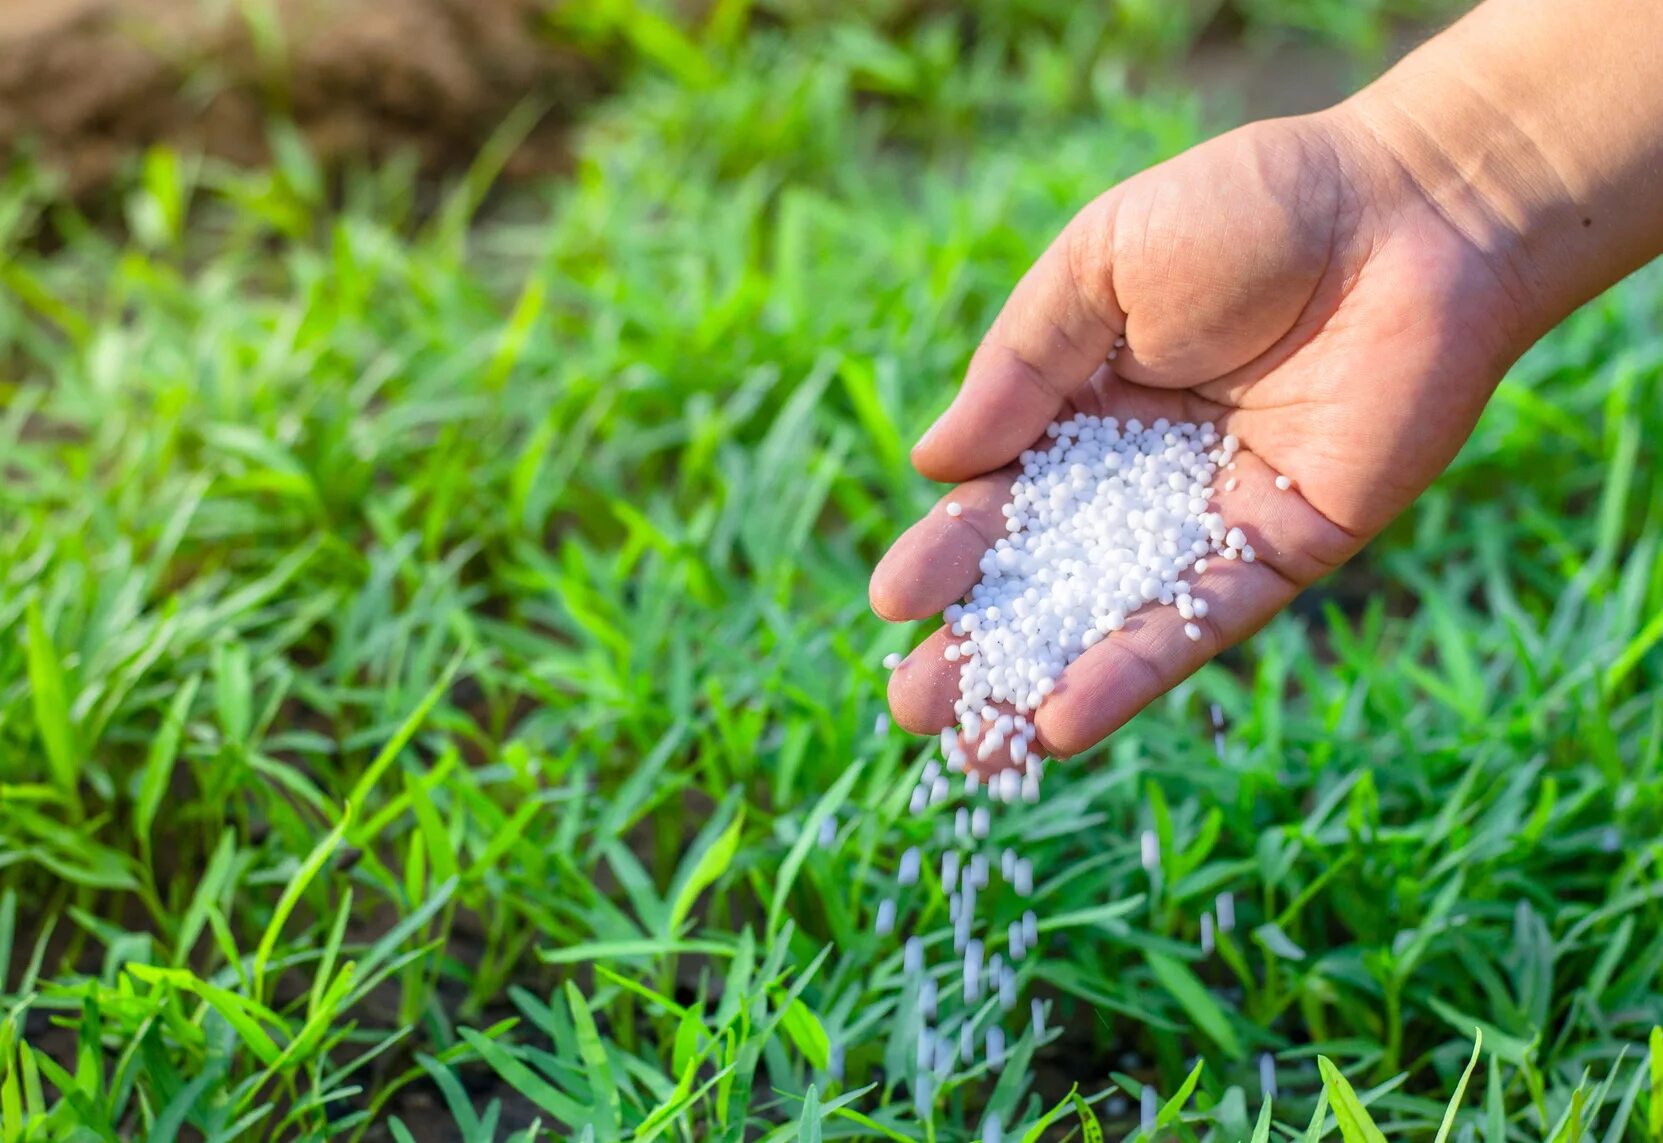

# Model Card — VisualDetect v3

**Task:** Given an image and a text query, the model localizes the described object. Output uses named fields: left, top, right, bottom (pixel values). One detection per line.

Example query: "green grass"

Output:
left=4, top=3, right=1663, bottom=1140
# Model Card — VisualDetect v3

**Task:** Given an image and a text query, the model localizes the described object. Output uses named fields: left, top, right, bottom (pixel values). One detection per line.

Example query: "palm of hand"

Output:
left=872, top=113, right=1522, bottom=757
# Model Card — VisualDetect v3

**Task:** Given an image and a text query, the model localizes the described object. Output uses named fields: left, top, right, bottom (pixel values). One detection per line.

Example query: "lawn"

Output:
left=4, top=2, right=1663, bottom=1140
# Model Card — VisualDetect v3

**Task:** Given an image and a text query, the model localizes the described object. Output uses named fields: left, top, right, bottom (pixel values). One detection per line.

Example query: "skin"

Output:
left=870, top=0, right=1663, bottom=759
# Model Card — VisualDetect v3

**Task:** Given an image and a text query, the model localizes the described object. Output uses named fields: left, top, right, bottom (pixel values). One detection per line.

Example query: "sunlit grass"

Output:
left=3, top=2, right=1663, bottom=1139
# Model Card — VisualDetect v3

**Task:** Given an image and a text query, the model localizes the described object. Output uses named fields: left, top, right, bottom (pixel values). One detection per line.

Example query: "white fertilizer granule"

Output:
left=877, top=414, right=1250, bottom=1114
left=1260, top=1052, right=1279, bottom=1097
left=936, top=416, right=1239, bottom=764
left=898, top=846, right=921, bottom=885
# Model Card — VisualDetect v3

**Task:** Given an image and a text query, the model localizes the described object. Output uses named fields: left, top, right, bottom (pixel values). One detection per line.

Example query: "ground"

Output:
left=0, top=0, right=589, bottom=193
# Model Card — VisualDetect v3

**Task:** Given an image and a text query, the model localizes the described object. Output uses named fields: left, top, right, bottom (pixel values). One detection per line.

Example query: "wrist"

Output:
left=1328, top=0, right=1663, bottom=350
left=1328, top=58, right=1575, bottom=352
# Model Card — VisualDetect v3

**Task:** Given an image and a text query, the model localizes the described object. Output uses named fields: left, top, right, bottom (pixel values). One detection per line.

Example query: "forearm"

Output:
left=1336, top=0, right=1663, bottom=350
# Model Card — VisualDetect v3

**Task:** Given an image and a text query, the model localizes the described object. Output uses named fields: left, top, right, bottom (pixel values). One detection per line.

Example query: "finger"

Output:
left=1105, top=122, right=1348, bottom=390
left=887, top=626, right=963, bottom=736
left=870, top=467, right=1019, bottom=622
left=1033, top=555, right=1296, bottom=756
left=893, top=543, right=1295, bottom=760
left=892, top=450, right=1360, bottom=758
left=889, top=631, right=1053, bottom=779
left=1207, top=447, right=1362, bottom=583
left=953, top=706, right=1049, bottom=782
left=877, top=378, right=1242, bottom=623
left=1032, top=449, right=1361, bottom=755
left=893, top=559, right=1289, bottom=764
left=912, top=196, right=1126, bottom=483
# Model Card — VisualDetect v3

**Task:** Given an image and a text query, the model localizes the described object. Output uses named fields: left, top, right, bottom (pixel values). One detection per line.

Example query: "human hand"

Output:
left=870, top=106, right=1536, bottom=758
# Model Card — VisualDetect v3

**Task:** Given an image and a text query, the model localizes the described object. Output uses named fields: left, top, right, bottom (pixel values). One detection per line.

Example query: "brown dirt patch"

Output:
left=0, top=0, right=599, bottom=194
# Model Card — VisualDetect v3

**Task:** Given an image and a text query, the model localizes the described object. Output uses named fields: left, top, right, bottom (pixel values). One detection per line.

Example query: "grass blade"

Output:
left=1487, top=1053, right=1506, bottom=1143
left=1073, top=1090, right=1105, bottom=1143
left=1436, top=1030, right=1483, bottom=1143
left=766, top=761, right=861, bottom=940
left=458, top=1028, right=588, bottom=1123
left=1319, top=1057, right=1387, bottom=1143
left=24, top=599, right=80, bottom=817
left=1146, top=951, right=1244, bottom=1058
left=566, top=982, right=621, bottom=1139
left=1650, top=1028, right=1663, bottom=1142
left=136, top=674, right=201, bottom=855
left=798, top=1084, right=821, bottom=1143
left=1157, top=1060, right=1206, bottom=1131
left=666, top=799, right=744, bottom=937
left=252, top=804, right=349, bottom=1002
left=1304, top=1089, right=1332, bottom=1143
left=345, top=651, right=463, bottom=817
left=1022, top=1084, right=1082, bottom=1143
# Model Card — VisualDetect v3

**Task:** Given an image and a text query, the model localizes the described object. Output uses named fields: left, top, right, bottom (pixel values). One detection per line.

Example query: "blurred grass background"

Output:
left=6, top=0, right=1663, bottom=1140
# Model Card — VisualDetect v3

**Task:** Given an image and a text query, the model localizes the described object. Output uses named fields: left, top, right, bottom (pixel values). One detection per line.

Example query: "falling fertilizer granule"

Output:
left=879, top=413, right=1246, bottom=1115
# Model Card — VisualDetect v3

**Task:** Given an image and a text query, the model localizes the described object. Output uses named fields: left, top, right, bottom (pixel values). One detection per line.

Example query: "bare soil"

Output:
left=0, top=1, right=1437, bottom=199
left=0, top=0, right=598, bottom=194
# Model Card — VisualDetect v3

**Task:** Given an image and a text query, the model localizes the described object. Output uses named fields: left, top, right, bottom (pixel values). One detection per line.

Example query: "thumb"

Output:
left=1107, top=121, right=1346, bottom=390
left=913, top=121, right=1345, bottom=485
left=911, top=192, right=1126, bottom=484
